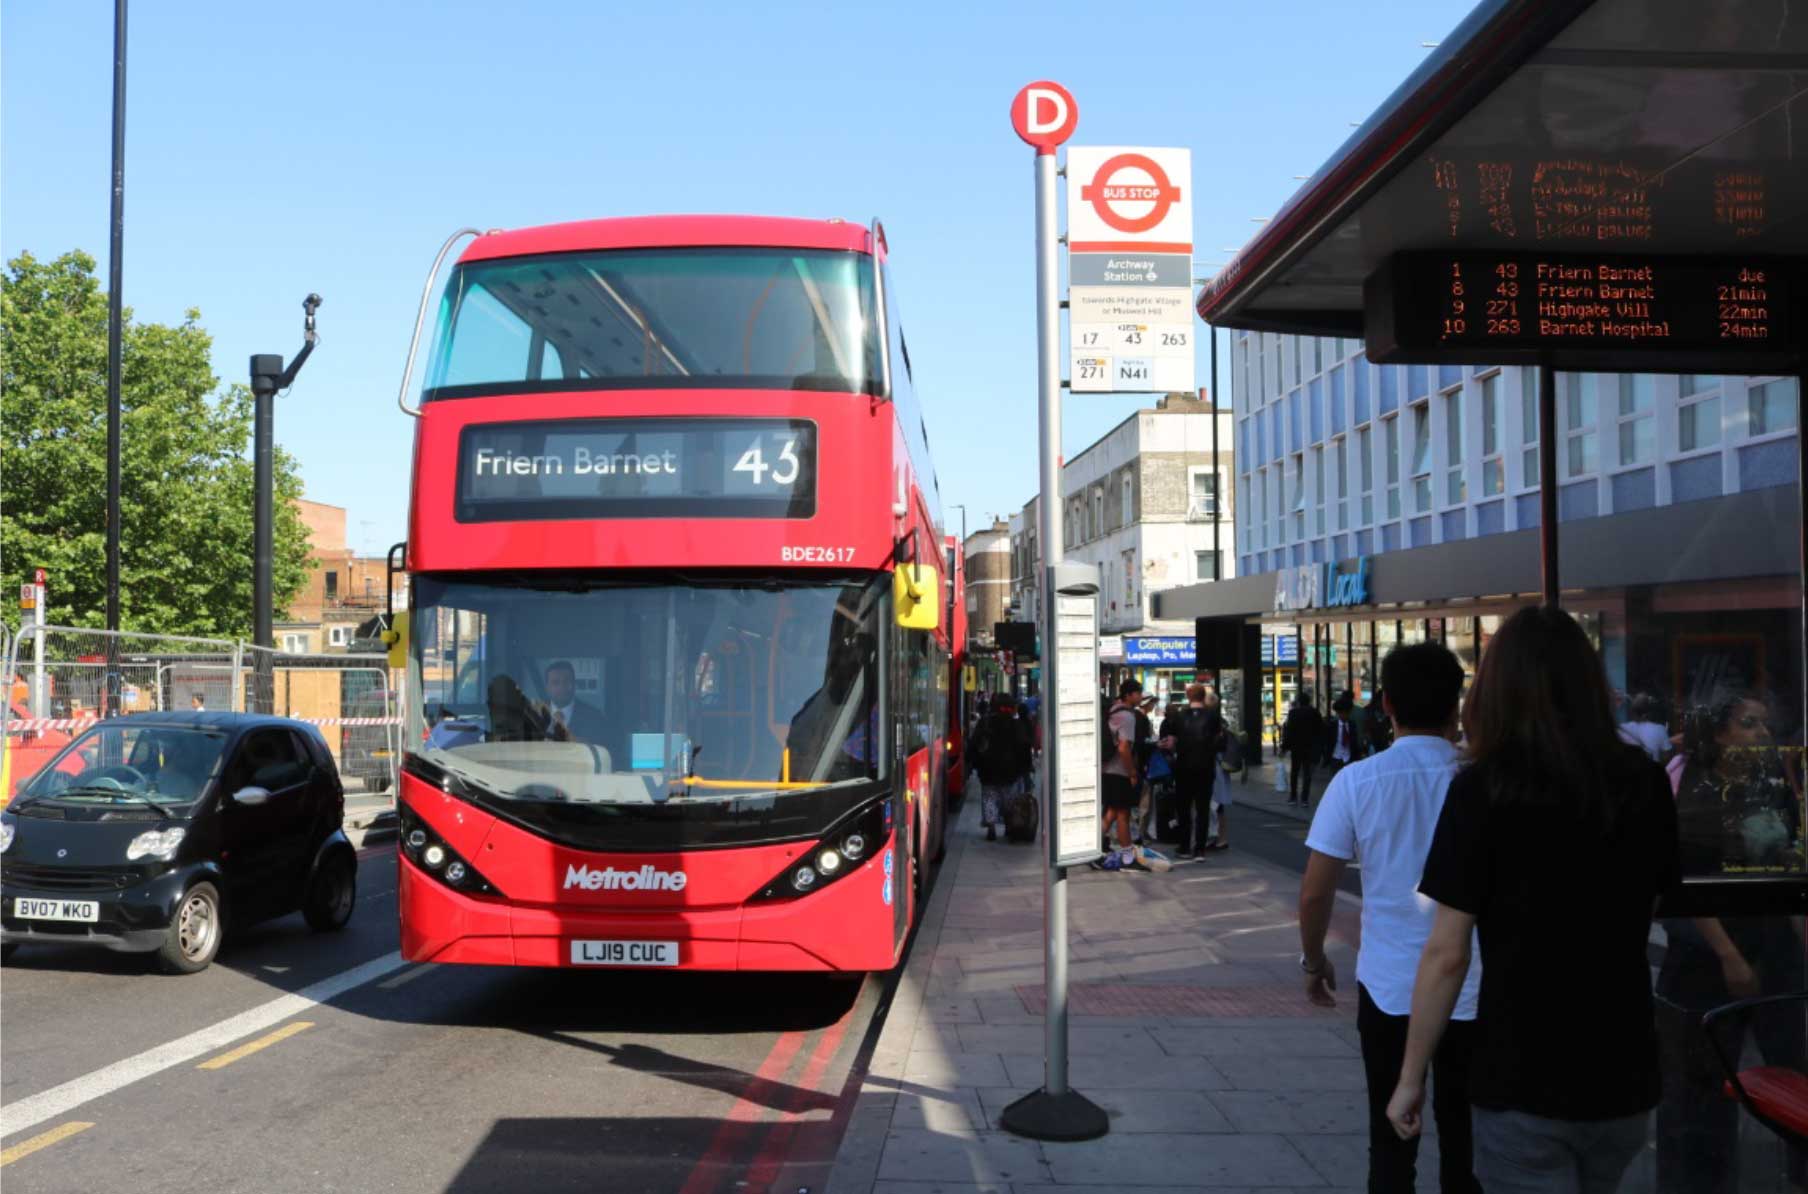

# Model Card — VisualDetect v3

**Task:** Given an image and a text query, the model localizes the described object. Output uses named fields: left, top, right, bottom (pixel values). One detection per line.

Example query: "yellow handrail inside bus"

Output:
left=676, top=777, right=830, bottom=792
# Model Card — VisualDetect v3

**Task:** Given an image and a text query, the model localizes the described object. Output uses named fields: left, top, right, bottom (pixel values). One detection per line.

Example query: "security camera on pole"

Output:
left=1001, top=79, right=1109, bottom=1144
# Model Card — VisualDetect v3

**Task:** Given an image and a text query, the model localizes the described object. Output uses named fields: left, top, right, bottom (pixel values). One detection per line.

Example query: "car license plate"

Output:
left=13, top=897, right=100, bottom=923
left=569, top=939, right=679, bottom=967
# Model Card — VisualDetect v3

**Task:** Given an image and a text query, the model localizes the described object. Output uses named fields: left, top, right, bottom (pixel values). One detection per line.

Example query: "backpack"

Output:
left=1174, top=707, right=1221, bottom=771
left=1133, top=708, right=1156, bottom=770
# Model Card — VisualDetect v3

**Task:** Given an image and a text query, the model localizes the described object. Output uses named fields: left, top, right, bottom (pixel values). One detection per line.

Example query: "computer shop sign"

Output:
left=1274, top=557, right=1371, bottom=613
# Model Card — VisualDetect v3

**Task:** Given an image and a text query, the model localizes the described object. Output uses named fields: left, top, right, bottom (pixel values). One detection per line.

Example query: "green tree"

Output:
left=2, top=250, right=311, bottom=638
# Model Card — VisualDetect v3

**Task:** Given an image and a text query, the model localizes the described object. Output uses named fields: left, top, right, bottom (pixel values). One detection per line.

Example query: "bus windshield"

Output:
left=407, top=574, right=887, bottom=805
left=422, top=248, right=880, bottom=400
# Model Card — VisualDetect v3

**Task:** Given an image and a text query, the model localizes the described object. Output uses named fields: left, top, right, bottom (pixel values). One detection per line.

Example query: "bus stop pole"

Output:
left=1000, top=138, right=1108, bottom=1144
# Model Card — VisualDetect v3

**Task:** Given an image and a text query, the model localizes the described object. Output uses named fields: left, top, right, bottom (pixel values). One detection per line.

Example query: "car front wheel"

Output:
left=157, top=882, right=223, bottom=974
left=303, top=849, right=356, bottom=932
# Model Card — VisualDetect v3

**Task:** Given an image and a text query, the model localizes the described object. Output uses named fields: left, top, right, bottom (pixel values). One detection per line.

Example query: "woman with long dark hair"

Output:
left=1386, top=606, right=1678, bottom=1190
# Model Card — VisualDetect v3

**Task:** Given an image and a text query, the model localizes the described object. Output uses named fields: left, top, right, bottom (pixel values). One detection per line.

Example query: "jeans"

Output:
left=1357, top=984, right=1480, bottom=1194
left=1288, top=750, right=1317, bottom=804
left=1173, top=767, right=1215, bottom=851
left=1471, top=1108, right=1647, bottom=1194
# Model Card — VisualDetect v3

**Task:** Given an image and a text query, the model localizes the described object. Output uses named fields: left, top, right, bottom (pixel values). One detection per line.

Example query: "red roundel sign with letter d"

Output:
left=1011, top=81, right=1078, bottom=154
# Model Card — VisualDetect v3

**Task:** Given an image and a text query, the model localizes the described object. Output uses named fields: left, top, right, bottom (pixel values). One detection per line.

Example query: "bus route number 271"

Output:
left=781, top=546, right=856, bottom=563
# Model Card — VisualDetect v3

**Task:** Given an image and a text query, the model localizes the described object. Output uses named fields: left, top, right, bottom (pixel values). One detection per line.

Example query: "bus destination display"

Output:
left=457, top=418, right=815, bottom=522
left=1366, top=252, right=1801, bottom=369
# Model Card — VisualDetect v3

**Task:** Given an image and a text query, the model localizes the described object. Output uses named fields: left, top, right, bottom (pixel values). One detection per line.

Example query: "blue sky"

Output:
left=3, top=0, right=1467, bottom=555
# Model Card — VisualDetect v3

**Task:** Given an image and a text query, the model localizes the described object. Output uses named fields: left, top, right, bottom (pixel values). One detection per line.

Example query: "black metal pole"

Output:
left=250, top=356, right=281, bottom=653
left=103, top=0, right=127, bottom=715
left=1538, top=361, right=1560, bottom=608
left=1797, top=372, right=1806, bottom=763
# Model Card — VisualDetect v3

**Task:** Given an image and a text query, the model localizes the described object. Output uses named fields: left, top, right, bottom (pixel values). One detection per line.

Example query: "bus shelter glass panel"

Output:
left=1536, top=368, right=1806, bottom=1194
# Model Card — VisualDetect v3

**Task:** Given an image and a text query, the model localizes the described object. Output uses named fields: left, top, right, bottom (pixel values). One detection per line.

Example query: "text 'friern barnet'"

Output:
left=472, top=448, right=680, bottom=477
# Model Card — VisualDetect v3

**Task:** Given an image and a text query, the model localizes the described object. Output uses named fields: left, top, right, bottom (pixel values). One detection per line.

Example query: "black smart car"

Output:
left=0, top=712, right=358, bottom=974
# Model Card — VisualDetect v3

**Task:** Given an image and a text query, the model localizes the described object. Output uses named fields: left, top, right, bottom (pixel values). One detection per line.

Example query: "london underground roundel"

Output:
left=1010, top=81, right=1078, bottom=154
left=1079, top=152, right=1183, bottom=234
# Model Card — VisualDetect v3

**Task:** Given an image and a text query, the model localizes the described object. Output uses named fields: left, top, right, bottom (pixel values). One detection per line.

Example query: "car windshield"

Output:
left=18, top=723, right=228, bottom=815
left=422, top=248, right=881, bottom=400
left=407, top=574, right=887, bottom=806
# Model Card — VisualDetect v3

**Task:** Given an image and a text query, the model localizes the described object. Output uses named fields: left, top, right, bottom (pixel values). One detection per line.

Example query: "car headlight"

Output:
left=126, top=827, right=186, bottom=861
left=0, top=819, right=14, bottom=855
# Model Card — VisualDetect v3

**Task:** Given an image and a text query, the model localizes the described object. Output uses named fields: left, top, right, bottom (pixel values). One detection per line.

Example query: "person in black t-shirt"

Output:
left=1386, top=606, right=1679, bottom=1190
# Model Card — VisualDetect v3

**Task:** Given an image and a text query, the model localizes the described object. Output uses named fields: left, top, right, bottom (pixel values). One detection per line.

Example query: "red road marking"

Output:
left=740, top=996, right=859, bottom=1190
left=675, top=1028, right=808, bottom=1194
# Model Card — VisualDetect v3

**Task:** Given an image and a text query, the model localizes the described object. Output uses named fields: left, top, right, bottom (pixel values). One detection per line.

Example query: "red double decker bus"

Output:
left=393, top=215, right=953, bottom=972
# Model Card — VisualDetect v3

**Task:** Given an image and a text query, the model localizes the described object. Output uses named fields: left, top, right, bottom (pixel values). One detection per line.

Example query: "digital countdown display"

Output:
left=1366, top=252, right=1803, bottom=370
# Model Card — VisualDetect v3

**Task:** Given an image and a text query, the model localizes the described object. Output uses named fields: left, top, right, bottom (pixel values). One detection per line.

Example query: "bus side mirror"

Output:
left=381, top=611, right=409, bottom=670
left=894, top=565, right=940, bottom=631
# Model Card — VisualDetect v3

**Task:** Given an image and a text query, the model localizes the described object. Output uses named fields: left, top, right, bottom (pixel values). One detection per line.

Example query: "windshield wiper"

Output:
left=58, top=786, right=180, bottom=819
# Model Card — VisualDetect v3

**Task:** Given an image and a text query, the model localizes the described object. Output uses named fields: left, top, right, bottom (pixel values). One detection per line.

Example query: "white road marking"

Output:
left=376, top=963, right=436, bottom=990
left=0, top=951, right=405, bottom=1139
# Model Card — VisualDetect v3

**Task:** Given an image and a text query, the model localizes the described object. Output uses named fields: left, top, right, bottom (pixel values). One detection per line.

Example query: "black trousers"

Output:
left=1288, top=749, right=1317, bottom=804
left=1173, top=766, right=1215, bottom=851
left=1357, top=983, right=1480, bottom=1194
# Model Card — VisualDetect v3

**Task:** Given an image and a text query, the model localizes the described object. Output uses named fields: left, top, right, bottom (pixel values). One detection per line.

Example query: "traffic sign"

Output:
left=1067, top=146, right=1193, bottom=252
left=1010, top=81, right=1078, bottom=155
left=1066, top=146, right=1195, bottom=394
left=19, top=584, right=35, bottom=610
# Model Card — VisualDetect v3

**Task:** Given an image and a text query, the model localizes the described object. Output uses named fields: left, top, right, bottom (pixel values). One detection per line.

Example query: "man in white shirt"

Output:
left=1297, top=641, right=1481, bottom=1194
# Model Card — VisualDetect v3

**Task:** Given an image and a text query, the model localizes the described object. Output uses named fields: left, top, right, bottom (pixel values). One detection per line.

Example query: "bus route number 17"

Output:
left=733, top=437, right=802, bottom=487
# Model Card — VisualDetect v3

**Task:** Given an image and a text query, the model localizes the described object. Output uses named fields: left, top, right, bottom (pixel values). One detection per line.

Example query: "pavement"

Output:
left=343, top=786, right=398, bottom=848
left=825, top=788, right=1399, bottom=1194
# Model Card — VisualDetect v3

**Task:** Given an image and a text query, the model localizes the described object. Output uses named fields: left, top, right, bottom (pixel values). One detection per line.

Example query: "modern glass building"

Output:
left=1156, top=330, right=1802, bottom=743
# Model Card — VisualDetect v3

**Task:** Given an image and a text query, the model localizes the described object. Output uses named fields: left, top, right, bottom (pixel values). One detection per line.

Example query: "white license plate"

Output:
left=13, top=898, right=100, bottom=923
left=569, top=939, right=679, bottom=967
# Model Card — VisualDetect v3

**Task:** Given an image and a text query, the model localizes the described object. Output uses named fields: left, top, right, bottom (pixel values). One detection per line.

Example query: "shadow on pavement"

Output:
left=443, top=1116, right=736, bottom=1194
left=529, top=1035, right=838, bottom=1114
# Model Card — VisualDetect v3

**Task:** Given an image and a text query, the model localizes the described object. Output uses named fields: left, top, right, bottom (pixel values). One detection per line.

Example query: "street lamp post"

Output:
left=103, top=0, right=127, bottom=717
left=248, top=296, right=322, bottom=709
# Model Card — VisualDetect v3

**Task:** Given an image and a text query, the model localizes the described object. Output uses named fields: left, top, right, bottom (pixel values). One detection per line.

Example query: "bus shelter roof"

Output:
left=1195, top=0, right=1808, bottom=336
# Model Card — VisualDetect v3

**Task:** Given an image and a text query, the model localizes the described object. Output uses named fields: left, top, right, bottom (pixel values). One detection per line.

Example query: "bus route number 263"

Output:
left=733, top=437, right=802, bottom=486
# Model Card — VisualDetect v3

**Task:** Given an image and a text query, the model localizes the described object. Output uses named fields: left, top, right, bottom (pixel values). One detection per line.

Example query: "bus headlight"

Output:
left=397, top=802, right=499, bottom=897
left=751, top=799, right=892, bottom=902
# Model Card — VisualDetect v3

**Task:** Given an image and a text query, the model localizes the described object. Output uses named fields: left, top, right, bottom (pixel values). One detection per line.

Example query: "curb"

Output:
left=825, top=790, right=974, bottom=1194
left=347, top=808, right=398, bottom=851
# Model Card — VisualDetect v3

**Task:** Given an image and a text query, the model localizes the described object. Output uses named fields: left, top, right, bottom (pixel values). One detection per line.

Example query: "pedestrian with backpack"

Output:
left=973, top=695, right=1033, bottom=842
left=1168, top=683, right=1226, bottom=858
left=1100, top=679, right=1143, bottom=853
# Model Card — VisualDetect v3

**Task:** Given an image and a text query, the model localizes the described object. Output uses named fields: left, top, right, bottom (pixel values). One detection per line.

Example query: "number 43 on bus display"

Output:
left=733, top=438, right=801, bottom=486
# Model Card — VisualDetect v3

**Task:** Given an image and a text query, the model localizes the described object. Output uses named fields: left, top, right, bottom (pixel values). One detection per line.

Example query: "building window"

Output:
left=1564, top=373, right=1597, bottom=478
left=324, top=571, right=338, bottom=600
left=1270, top=468, right=1283, bottom=546
left=1334, top=436, right=1349, bottom=531
left=1521, top=370, right=1540, bottom=488
left=364, top=577, right=375, bottom=597
left=1679, top=390, right=1722, bottom=453
left=1410, top=403, right=1433, bottom=513
left=1194, top=550, right=1220, bottom=581
left=1291, top=454, right=1307, bottom=540
left=1312, top=445, right=1325, bottom=535
left=1358, top=425, right=1374, bottom=526
left=1384, top=417, right=1401, bottom=520
left=1092, top=488, right=1105, bottom=538
left=1749, top=378, right=1800, bottom=437
left=1443, top=390, right=1465, bottom=505
left=281, top=633, right=308, bottom=654
left=328, top=626, right=347, bottom=647
left=1617, top=375, right=1655, bottom=466
left=1479, top=372, right=1504, bottom=496
left=1121, top=475, right=1133, bottom=526
left=1121, top=549, right=1135, bottom=607
left=1188, top=467, right=1220, bottom=516
left=1682, top=374, right=1721, bottom=397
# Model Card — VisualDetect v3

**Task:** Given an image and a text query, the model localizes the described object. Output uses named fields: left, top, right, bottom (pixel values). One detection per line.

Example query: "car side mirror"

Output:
left=232, top=786, right=272, bottom=807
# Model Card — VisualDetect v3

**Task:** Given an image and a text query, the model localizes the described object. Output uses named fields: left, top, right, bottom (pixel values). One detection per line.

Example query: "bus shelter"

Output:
left=1184, top=0, right=1808, bottom=1186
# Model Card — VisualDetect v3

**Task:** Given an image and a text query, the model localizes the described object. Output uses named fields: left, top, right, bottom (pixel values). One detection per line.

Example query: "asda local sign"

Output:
left=1274, top=556, right=1371, bottom=612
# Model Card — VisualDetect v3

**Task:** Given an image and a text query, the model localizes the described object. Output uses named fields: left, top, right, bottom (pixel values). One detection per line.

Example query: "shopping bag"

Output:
left=1208, top=802, right=1221, bottom=842
left=1273, top=757, right=1290, bottom=793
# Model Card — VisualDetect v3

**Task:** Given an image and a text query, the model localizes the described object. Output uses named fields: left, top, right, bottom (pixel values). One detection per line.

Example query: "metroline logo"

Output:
left=563, top=864, right=689, bottom=893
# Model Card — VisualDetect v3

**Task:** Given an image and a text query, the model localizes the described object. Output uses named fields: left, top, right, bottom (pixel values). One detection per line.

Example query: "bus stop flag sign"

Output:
left=1011, top=81, right=1078, bottom=155
left=1067, top=146, right=1195, bottom=395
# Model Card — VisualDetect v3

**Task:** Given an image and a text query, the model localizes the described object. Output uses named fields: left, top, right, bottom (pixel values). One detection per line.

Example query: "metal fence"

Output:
left=2, top=624, right=402, bottom=800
